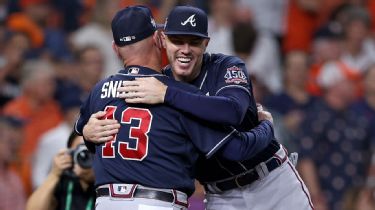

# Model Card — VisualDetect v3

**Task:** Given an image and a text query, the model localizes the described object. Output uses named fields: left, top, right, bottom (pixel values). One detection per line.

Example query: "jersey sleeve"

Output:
left=74, top=93, right=93, bottom=135
left=164, top=56, right=254, bottom=126
left=165, top=86, right=250, bottom=125
left=215, top=56, right=252, bottom=96
left=181, top=115, right=274, bottom=160
left=218, top=120, right=275, bottom=161
left=179, top=115, right=237, bottom=159
left=74, top=89, right=97, bottom=152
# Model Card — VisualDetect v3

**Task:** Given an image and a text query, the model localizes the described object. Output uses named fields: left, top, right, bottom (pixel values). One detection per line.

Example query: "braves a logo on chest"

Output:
left=181, top=14, right=196, bottom=27
left=224, top=66, right=248, bottom=84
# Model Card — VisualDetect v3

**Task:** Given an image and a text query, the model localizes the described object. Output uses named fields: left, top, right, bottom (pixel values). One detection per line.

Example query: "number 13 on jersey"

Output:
left=101, top=106, right=153, bottom=161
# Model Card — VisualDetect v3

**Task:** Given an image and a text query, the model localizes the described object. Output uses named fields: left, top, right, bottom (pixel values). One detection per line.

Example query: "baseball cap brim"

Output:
left=164, top=31, right=209, bottom=39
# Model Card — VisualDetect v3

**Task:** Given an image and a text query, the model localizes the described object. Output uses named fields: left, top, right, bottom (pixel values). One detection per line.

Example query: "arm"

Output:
left=74, top=89, right=120, bottom=150
left=183, top=108, right=274, bottom=160
left=219, top=119, right=274, bottom=161
left=118, top=77, right=250, bottom=125
left=26, top=149, right=73, bottom=210
left=82, top=111, right=120, bottom=143
left=165, top=86, right=250, bottom=125
left=297, top=159, right=329, bottom=210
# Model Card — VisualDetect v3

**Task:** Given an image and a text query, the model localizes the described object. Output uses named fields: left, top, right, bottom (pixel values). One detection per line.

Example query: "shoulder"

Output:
left=206, top=53, right=247, bottom=75
left=208, top=53, right=244, bottom=66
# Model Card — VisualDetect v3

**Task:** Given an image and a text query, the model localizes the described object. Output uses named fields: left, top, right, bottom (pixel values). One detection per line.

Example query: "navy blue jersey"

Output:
left=191, top=53, right=258, bottom=130
left=165, top=53, right=280, bottom=182
left=75, top=66, right=240, bottom=196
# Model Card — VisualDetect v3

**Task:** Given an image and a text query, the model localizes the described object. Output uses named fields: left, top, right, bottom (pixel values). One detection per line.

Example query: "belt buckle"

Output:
left=172, top=190, right=188, bottom=208
left=109, top=184, right=137, bottom=198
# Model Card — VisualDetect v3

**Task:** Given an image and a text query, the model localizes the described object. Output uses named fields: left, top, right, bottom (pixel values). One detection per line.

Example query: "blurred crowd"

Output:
left=0, top=0, right=375, bottom=210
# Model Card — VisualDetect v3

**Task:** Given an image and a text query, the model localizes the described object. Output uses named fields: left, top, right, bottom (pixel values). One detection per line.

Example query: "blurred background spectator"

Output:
left=0, top=1, right=374, bottom=210
left=32, top=93, right=82, bottom=189
left=264, top=50, right=315, bottom=151
left=295, top=63, right=374, bottom=210
left=2, top=60, right=62, bottom=195
left=0, top=115, right=26, bottom=210
left=26, top=132, right=95, bottom=210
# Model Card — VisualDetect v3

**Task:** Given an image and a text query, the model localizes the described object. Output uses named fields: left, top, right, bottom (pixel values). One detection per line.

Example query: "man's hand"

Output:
left=117, top=77, right=167, bottom=104
left=257, top=104, right=273, bottom=124
left=82, top=111, right=120, bottom=143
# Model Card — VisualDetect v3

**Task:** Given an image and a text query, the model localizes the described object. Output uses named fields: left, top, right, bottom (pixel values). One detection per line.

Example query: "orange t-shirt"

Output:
left=283, top=0, right=345, bottom=53
left=283, top=0, right=318, bottom=53
left=3, top=96, right=62, bottom=195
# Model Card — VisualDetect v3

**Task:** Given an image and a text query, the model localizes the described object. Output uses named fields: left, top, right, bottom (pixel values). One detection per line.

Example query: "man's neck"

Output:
left=125, top=59, right=161, bottom=73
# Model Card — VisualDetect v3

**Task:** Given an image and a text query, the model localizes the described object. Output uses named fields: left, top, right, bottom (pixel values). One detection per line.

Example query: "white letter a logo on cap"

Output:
left=181, top=14, right=196, bottom=27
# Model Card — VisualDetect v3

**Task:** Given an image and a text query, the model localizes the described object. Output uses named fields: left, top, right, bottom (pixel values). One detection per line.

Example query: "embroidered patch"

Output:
left=224, top=66, right=248, bottom=84
left=128, top=67, right=140, bottom=74
left=181, top=14, right=196, bottom=27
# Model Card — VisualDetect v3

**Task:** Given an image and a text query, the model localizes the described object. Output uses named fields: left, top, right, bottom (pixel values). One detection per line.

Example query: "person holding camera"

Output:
left=26, top=131, right=95, bottom=210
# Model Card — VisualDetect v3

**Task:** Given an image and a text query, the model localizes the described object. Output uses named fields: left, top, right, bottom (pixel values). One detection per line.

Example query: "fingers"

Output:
left=118, top=82, right=144, bottom=99
left=124, top=97, right=147, bottom=104
left=256, top=103, right=264, bottom=112
left=98, top=119, right=119, bottom=127
left=90, top=122, right=119, bottom=143
left=52, top=150, right=73, bottom=175
left=118, top=85, right=141, bottom=92
left=121, top=80, right=140, bottom=88
left=91, top=111, right=107, bottom=119
left=117, top=90, right=146, bottom=99
left=97, top=135, right=116, bottom=143
left=97, top=122, right=120, bottom=132
left=258, top=110, right=273, bottom=124
left=83, top=116, right=120, bottom=143
left=117, top=77, right=166, bottom=104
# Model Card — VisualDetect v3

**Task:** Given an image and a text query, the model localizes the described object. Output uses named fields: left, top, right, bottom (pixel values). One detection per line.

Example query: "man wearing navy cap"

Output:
left=75, top=5, right=277, bottom=210
left=113, top=5, right=314, bottom=210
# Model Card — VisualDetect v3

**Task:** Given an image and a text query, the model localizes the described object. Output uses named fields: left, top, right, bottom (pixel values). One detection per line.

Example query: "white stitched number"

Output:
left=101, top=106, right=152, bottom=160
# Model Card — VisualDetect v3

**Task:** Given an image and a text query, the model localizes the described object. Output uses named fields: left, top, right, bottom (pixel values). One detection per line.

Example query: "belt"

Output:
left=96, top=184, right=188, bottom=208
left=205, top=146, right=288, bottom=193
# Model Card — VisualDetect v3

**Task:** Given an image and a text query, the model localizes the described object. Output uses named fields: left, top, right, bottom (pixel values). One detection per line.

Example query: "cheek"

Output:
left=166, top=47, right=178, bottom=62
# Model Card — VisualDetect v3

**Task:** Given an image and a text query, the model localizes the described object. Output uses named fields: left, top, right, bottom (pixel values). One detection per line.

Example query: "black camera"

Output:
left=69, top=144, right=93, bottom=169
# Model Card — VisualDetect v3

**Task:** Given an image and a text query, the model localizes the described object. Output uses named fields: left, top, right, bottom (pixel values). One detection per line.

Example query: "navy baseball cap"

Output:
left=111, top=5, right=157, bottom=46
left=164, top=6, right=209, bottom=39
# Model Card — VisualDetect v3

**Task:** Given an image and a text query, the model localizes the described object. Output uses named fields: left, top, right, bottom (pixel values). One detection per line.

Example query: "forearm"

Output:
left=165, top=86, right=249, bottom=125
left=298, top=159, right=322, bottom=196
left=26, top=172, right=59, bottom=210
left=219, top=120, right=274, bottom=161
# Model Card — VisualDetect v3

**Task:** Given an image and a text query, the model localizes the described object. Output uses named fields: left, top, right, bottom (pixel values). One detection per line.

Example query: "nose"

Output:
left=180, top=43, right=191, bottom=54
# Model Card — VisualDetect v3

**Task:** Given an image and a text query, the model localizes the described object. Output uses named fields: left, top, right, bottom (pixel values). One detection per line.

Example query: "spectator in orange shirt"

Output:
left=283, top=0, right=345, bottom=53
left=0, top=115, right=27, bottom=210
left=2, top=60, right=62, bottom=195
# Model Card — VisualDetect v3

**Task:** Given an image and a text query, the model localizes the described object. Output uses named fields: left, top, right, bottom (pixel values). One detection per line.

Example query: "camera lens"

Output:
left=73, top=144, right=93, bottom=169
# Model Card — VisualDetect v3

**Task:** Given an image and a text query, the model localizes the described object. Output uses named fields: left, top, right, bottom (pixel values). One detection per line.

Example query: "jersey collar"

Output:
left=119, top=65, right=162, bottom=76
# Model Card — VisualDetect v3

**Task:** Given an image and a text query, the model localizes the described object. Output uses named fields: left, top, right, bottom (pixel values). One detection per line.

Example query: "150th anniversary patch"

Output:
left=224, top=66, right=248, bottom=84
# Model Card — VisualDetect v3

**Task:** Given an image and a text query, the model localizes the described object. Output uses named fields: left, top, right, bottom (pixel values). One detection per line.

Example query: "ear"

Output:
left=160, top=31, right=167, bottom=49
left=204, top=38, right=210, bottom=47
left=112, top=41, right=121, bottom=58
left=153, top=30, right=163, bottom=49
left=202, top=38, right=210, bottom=52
